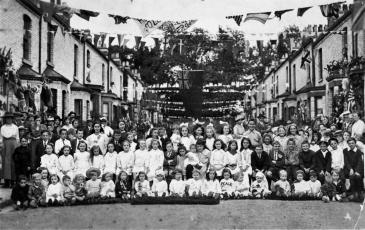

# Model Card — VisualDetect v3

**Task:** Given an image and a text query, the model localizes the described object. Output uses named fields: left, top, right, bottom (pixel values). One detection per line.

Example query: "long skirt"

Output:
left=2, top=138, right=18, bottom=180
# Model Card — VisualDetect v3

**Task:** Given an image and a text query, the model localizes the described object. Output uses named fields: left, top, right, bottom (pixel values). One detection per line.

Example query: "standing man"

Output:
left=34, top=130, right=50, bottom=170
left=351, top=112, right=365, bottom=140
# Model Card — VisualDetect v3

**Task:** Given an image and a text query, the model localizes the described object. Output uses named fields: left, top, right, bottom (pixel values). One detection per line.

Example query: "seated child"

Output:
left=293, top=170, right=310, bottom=197
left=39, top=167, right=49, bottom=189
left=135, top=171, right=151, bottom=197
left=100, top=172, right=116, bottom=198
left=115, top=171, right=132, bottom=200
left=267, top=141, right=285, bottom=181
left=273, top=170, right=291, bottom=197
left=332, top=169, right=346, bottom=201
left=233, top=173, right=251, bottom=198
left=62, top=175, right=76, bottom=205
left=151, top=171, right=168, bottom=197
left=11, top=175, right=29, bottom=210
left=169, top=170, right=186, bottom=197
left=28, top=173, right=46, bottom=208
left=186, top=169, right=203, bottom=197
left=321, top=174, right=336, bottom=203
left=201, top=169, right=221, bottom=198
left=185, top=144, right=201, bottom=179
left=85, top=168, right=102, bottom=198
left=307, top=171, right=322, bottom=197
left=220, top=168, right=235, bottom=198
left=46, top=174, right=64, bottom=206
left=251, top=171, right=271, bottom=198
left=73, top=174, right=87, bottom=202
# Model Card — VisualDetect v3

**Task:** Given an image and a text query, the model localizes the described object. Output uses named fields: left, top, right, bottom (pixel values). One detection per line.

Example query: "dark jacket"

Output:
left=251, top=151, right=271, bottom=172
left=109, top=137, right=124, bottom=153
left=33, top=141, right=49, bottom=169
left=115, top=179, right=132, bottom=197
left=13, top=146, right=31, bottom=177
left=163, top=151, right=178, bottom=171
left=268, top=150, right=285, bottom=168
left=343, top=147, right=364, bottom=177
left=321, top=182, right=336, bottom=198
left=314, top=150, right=332, bottom=173
left=298, top=150, right=315, bottom=170
left=333, top=181, right=346, bottom=195
left=11, top=184, right=29, bottom=202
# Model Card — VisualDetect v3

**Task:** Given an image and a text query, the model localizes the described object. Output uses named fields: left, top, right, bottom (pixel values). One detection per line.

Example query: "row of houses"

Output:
left=250, top=9, right=365, bottom=124
left=0, top=0, right=147, bottom=124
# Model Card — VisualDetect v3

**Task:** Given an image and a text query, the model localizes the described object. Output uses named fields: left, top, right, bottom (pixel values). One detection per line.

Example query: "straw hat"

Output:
left=86, top=167, right=101, bottom=178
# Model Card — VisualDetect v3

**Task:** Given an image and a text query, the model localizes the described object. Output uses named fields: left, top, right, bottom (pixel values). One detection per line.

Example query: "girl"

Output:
left=12, top=137, right=31, bottom=180
left=250, top=171, right=271, bottom=198
left=210, top=139, right=227, bottom=179
left=293, top=170, right=310, bottom=197
left=176, top=145, right=188, bottom=180
left=238, top=138, right=253, bottom=179
left=234, top=173, right=251, bottom=197
left=180, top=125, right=196, bottom=151
left=115, top=171, right=132, bottom=199
left=193, top=125, right=205, bottom=141
left=85, top=168, right=102, bottom=198
left=86, top=123, right=109, bottom=155
left=146, top=128, right=161, bottom=149
left=104, top=143, right=118, bottom=175
left=287, top=124, right=304, bottom=149
left=308, top=171, right=321, bottom=197
left=220, top=168, right=235, bottom=198
left=218, top=124, right=233, bottom=146
left=58, top=146, right=75, bottom=181
left=185, top=144, right=200, bottom=179
left=135, top=171, right=150, bottom=197
left=170, top=126, right=181, bottom=152
left=205, top=126, right=216, bottom=151
left=90, top=145, right=104, bottom=175
left=262, top=134, right=273, bottom=153
left=147, top=139, right=164, bottom=182
left=39, top=167, right=49, bottom=188
left=100, top=172, right=116, bottom=198
left=73, top=174, right=87, bottom=202
left=310, top=132, right=321, bottom=152
left=117, top=141, right=134, bottom=178
left=196, top=139, right=211, bottom=178
left=202, top=169, right=221, bottom=198
left=186, top=169, right=202, bottom=197
left=46, top=174, right=63, bottom=206
left=274, top=126, right=288, bottom=152
left=133, top=139, right=149, bottom=179
left=163, top=141, right=177, bottom=183
left=61, top=117, right=73, bottom=131
left=151, top=171, right=168, bottom=197
left=40, top=143, right=59, bottom=175
left=226, top=140, right=240, bottom=176
left=74, top=141, right=91, bottom=176
left=127, top=132, right=137, bottom=152
left=169, top=170, right=186, bottom=197
left=337, top=131, right=350, bottom=150
left=284, top=138, right=300, bottom=182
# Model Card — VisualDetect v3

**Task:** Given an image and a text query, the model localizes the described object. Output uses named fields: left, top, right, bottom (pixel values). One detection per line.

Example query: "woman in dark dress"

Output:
left=13, top=136, right=31, bottom=180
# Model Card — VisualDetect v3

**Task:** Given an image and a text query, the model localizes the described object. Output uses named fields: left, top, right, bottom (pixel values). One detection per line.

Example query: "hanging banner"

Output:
left=117, top=34, right=125, bottom=47
left=133, top=19, right=164, bottom=37
left=226, top=15, right=244, bottom=26
left=100, top=33, right=107, bottom=47
left=320, top=3, right=341, bottom=18
left=122, top=38, right=129, bottom=48
left=274, top=9, right=293, bottom=20
left=75, top=9, right=100, bottom=21
left=159, top=20, right=197, bottom=33
left=109, top=36, right=115, bottom=47
left=135, top=36, right=142, bottom=49
left=109, top=14, right=130, bottom=24
left=93, top=34, right=100, bottom=46
left=297, top=7, right=312, bottom=16
left=244, top=12, right=271, bottom=24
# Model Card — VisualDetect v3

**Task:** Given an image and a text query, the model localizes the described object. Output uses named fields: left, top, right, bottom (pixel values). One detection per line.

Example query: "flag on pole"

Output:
left=108, top=14, right=130, bottom=24
left=244, top=12, right=271, bottom=24
left=226, top=15, right=244, bottom=26
left=117, top=34, right=124, bottom=47
left=297, top=7, right=312, bottom=16
left=274, top=9, right=293, bottom=20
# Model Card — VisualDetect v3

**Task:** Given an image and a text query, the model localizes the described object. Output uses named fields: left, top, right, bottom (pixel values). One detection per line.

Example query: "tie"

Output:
left=274, top=152, right=277, bottom=161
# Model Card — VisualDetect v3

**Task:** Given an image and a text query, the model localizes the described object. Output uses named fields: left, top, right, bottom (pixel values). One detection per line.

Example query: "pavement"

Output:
left=0, top=187, right=12, bottom=210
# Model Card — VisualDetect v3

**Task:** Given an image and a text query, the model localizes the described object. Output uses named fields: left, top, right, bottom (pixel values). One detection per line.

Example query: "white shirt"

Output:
left=0, top=123, right=19, bottom=140
left=180, top=136, right=196, bottom=151
left=133, top=149, right=149, bottom=172
left=205, top=137, right=215, bottom=151
left=100, top=180, right=115, bottom=196
left=294, top=181, right=310, bottom=194
left=210, top=149, right=228, bottom=176
left=330, top=147, right=344, bottom=170
left=239, top=149, right=253, bottom=167
left=186, top=178, right=202, bottom=194
left=169, top=179, right=186, bottom=195
left=352, top=119, right=365, bottom=138
left=234, top=180, right=250, bottom=193
left=92, top=155, right=104, bottom=173
left=202, top=179, right=221, bottom=194
left=46, top=182, right=63, bottom=200
left=147, top=149, right=164, bottom=170
left=58, top=155, right=75, bottom=172
left=54, top=138, right=71, bottom=155
left=104, top=151, right=118, bottom=174
left=86, top=133, right=109, bottom=154
left=218, top=134, right=233, bottom=145
left=184, top=152, right=199, bottom=167
left=151, top=180, right=168, bottom=195
left=308, top=180, right=321, bottom=195
left=102, top=125, right=114, bottom=137
left=220, top=178, right=235, bottom=193
left=117, top=151, right=134, bottom=175
left=41, top=154, right=59, bottom=174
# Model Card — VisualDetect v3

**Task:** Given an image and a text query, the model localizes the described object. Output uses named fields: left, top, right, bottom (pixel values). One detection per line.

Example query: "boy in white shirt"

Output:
left=54, top=129, right=71, bottom=155
left=169, top=170, right=186, bottom=197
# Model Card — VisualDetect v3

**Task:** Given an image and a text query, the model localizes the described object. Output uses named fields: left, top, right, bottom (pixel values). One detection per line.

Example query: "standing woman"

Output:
left=86, top=122, right=109, bottom=155
left=117, top=121, right=128, bottom=142
left=0, top=112, right=19, bottom=187
left=29, top=115, right=46, bottom=172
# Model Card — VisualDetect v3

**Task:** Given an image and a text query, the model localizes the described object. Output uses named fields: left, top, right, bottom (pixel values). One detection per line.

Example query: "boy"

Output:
left=71, top=129, right=85, bottom=155
left=267, top=141, right=285, bottom=182
left=307, top=171, right=321, bottom=197
left=314, top=141, right=332, bottom=183
left=11, top=175, right=29, bottom=210
left=54, top=129, right=72, bottom=155
left=321, top=174, right=336, bottom=203
left=62, top=175, right=76, bottom=205
left=28, top=173, right=46, bottom=208
left=331, top=169, right=346, bottom=201
left=298, top=141, right=315, bottom=180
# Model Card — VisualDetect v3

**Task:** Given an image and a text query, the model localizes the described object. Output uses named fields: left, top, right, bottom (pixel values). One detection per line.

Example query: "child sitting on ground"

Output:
left=186, top=169, right=203, bottom=197
left=234, top=173, right=251, bottom=198
left=85, top=168, right=102, bottom=199
left=151, top=171, right=168, bottom=197
left=273, top=170, right=291, bottom=197
left=135, top=171, right=150, bottom=197
left=169, top=170, right=186, bottom=197
left=293, top=170, right=310, bottom=197
left=46, top=174, right=64, bottom=206
left=100, top=172, right=116, bottom=198
left=39, top=167, right=49, bottom=189
left=220, top=168, right=235, bottom=198
left=202, top=169, right=221, bottom=198
left=28, top=173, right=46, bottom=208
left=62, top=175, right=76, bottom=205
left=73, top=174, right=87, bottom=202
left=115, top=171, right=132, bottom=200
left=307, top=171, right=322, bottom=198
left=321, top=174, right=336, bottom=203
left=331, top=169, right=347, bottom=201
left=251, top=172, right=271, bottom=198
left=11, top=175, right=29, bottom=210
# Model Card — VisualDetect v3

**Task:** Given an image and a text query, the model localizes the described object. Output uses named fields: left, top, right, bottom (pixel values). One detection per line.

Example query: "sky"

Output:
left=66, top=0, right=353, bottom=47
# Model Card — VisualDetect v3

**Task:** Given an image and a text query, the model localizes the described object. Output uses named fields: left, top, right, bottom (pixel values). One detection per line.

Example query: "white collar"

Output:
left=347, top=147, right=358, bottom=152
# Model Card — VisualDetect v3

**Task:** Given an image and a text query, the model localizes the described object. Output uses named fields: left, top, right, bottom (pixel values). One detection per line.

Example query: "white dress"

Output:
left=46, top=182, right=63, bottom=201
left=205, top=137, right=215, bottom=151
left=100, top=180, right=115, bottom=197
left=41, top=154, right=59, bottom=175
left=210, top=149, right=227, bottom=176
left=104, top=151, right=118, bottom=174
left=180, top=136, right=196, bottom=151
left=133, top=149, right=149, bottom=173
left=86, top=133, right=109, bottom=154
left=74, top=151, right=91, bottom=176
left=186, top=178, right=202, bottom=196
left=201, top=179, right=221, bottom=195
left=91, top=155, right=105, bottom=174
left=151, top=180, right=168, bottom=196
left=169, top=179, right=186, bottom=196
left=225, top=152, right=240, bottom=175
left=117, top=151, right=134, bottom=175
left=147, top=149, right=164, bottom=180
left=58, top=155, right=75, bottom=180
left=238, top=148, right=253, bottom=176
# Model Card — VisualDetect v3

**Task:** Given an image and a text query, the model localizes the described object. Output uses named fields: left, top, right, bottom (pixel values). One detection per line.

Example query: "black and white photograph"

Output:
left=0, top=0, right=365, bottom=229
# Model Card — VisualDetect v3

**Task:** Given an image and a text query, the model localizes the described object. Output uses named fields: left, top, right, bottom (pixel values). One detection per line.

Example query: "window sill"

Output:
left=47, top=61, right=54, bottom=68
left=22, top=58, right=33, bottom=67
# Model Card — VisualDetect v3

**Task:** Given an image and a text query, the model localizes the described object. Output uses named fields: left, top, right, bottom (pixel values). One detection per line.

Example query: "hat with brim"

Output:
left=86, top=167, right=101, bottom=178
left=155, top=170, right=165, bottom=177
left=100, top=117, right=107, bottom=122
left=2, top=112, right=14, bottom=118
left=103, top=172, right=113, bottom=179
left=18, top=126, right=26, bottom=130
left=47, top=116, right=55, bottom=121
left=340, top=111, right=350, bottom=117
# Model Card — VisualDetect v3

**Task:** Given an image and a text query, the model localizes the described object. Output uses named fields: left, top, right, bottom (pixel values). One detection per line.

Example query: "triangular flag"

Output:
left=122, top=39, right=129, bottom=48
left=300, top=50, right=311, bottom=69
left=140, top=41, right=146, bottom=50
left=39, top=1, right=57, bottom=23
left=109, top=36, right=115, bottom=47
left=320, top=3, right=340, bottom=18
left=226, top=15, right=244, bottom=26
left=274, top=9, right=293, bottom=20
left=133, top=19, right=164, bottom=37
left=135, top=36, right=142, bottom=49
left=244, top=12, right=271, bottom=24
left=108, top=14, right=130, bottom=24
left=117, top=34, right=124, bottom=47
left=93, top=34, right=101, bottom=47
left=297, top=7, right=312, bottom=17
left=100, top=33, right=107, bottom=47
left=75, top=9, right=99, bottom=21
left=153, top=37, right=160, bottom=49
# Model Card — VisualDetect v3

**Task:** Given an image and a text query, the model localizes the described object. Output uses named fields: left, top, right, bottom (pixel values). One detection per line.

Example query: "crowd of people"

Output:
left=1, top=110, right=365, bottom=210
